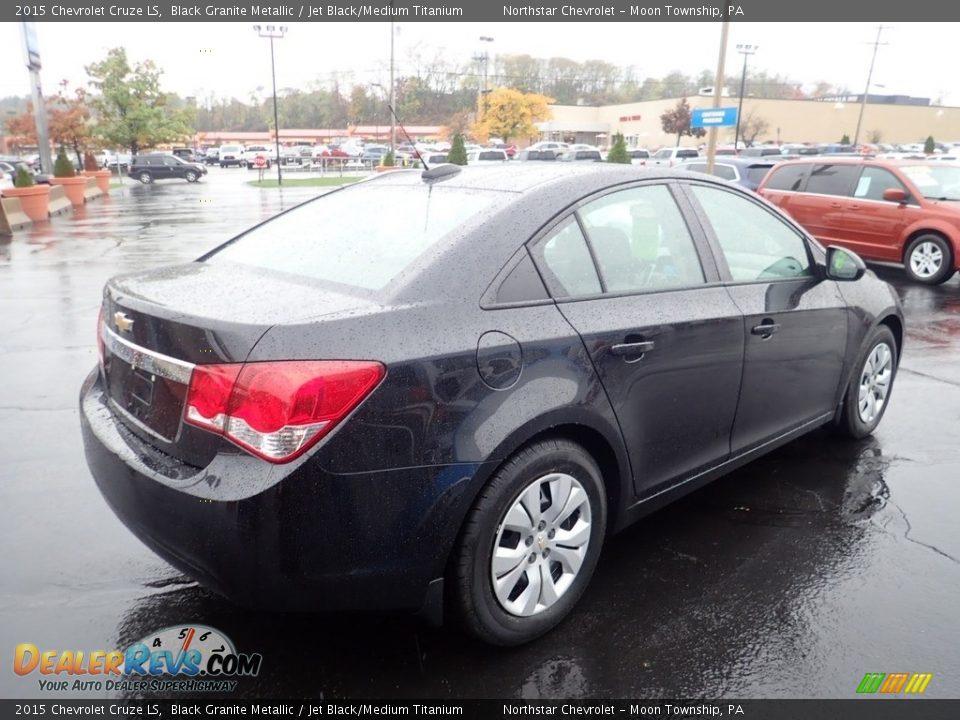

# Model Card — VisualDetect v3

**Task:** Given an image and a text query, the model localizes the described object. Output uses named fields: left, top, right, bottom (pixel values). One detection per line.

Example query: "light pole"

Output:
left=733, top=43, right=757, bottom=151
left=389, top=21, right=395, bottom=152
left=253, top=24, right=287, bottom=186
left=853, top=26, right=889, bottom=148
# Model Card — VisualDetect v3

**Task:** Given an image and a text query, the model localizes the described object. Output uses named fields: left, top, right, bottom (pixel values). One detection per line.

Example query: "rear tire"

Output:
left=904, top=233, right=955, bottom=285
left=137, top=171, right=152, bottom=184
left=834, top=325, right=898, bottom=439
left=451, top=438, right=606, bottom=646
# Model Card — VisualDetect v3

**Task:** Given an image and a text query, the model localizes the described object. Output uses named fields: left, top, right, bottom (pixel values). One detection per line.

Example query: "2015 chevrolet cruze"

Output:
left=81, top=164, right=903, bottom=645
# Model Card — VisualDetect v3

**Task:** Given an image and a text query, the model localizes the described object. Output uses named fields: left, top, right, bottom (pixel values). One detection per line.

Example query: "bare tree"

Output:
left=739, top=108, right=770, bottom=147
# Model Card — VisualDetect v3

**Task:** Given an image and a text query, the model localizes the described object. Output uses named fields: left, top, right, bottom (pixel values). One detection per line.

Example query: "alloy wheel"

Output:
left=909, top=241, right=944, bottom=279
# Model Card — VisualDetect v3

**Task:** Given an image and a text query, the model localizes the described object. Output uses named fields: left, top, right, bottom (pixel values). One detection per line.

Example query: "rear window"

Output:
left=677, top=150, right=699, bottom=159
left=745, top=165, right=774, bottom=184
left=210, top=185, right=508, bottom=291
left=478, top=151, right=505, bottom=161
left=764, top=163, right=808, bottom=191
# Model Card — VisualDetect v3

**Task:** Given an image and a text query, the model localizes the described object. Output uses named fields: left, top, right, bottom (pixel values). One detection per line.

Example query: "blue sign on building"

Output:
left=691, top=107, right=738, bottom=128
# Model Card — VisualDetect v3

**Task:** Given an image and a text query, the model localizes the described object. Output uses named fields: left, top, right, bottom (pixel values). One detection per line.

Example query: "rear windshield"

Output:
left=745, top=165, right=774, bottom=184
left=210, top=184, right=508, bottom=291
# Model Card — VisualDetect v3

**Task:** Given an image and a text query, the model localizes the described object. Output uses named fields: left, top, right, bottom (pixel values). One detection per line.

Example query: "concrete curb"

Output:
left=83, top=177, right=104, bottom=202
left=1, top=196, right=33, bottom=233
left=48, top=185, right=72, bottom=216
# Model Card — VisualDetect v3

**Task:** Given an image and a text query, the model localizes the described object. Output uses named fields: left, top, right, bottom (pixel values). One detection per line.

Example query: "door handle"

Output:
left=610, top=340, right=656, bottom=356
left=848, top=204, right=861, bottom=210
left=829, top=202, right=843, bottom=209
left=751, top=322, right=781, bottom=338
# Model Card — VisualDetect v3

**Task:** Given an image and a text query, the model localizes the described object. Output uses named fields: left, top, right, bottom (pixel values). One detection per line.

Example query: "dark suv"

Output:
left=129, top=154, right=208, bottom=184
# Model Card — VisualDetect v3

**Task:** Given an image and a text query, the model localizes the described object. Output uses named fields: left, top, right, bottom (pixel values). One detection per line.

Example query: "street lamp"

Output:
left=476, top=36, right=495, bottom=122
left=733, top=43, right=757, bottom=151
left=253, top=24, right=287, bottom=186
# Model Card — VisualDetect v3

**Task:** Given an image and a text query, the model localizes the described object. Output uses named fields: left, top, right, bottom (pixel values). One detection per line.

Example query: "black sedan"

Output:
left=80, top=164, right=903, bottom=645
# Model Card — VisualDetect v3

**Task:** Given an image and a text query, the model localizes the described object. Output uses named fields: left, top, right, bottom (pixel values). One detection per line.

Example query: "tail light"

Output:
left=185, top=360, right=385, bottom=463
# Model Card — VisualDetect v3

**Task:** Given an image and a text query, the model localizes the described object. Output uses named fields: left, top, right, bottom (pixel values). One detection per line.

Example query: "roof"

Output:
left=367, top=162, right=692, bottom=194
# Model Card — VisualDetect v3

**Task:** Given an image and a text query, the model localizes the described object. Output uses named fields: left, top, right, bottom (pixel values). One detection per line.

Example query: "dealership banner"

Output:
left=4, top=0, right=960, bottom=23
left=1, top=700, right=959, bottom=718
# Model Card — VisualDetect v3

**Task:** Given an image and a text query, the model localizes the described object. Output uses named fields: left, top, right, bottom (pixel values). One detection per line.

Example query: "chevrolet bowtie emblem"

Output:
left=114, top=312, right=134, bottom=333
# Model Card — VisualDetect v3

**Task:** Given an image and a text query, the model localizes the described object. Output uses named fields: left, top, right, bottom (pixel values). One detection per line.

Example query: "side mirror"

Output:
left=882, top=187, right=908, bottom=203
left=825, top=245, right=867, bottom=282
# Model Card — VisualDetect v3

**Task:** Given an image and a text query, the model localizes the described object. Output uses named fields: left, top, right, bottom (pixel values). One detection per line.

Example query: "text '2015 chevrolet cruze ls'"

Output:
left=81, top=164, right=904, bottom=645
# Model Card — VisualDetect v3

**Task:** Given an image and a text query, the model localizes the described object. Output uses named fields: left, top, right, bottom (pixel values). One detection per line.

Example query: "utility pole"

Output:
left=705, top=21, right=730, bottom=174
left=20, top=22, right=52, bottom=174
left=853, top=25, right=890, bottom=147
left=477, top=36, right=495, bottom=124
left=389, top=20, right=395, bottom=151
left=733, top=43, right=757, bottom=151
left=253, top=24, right=287, bottom=186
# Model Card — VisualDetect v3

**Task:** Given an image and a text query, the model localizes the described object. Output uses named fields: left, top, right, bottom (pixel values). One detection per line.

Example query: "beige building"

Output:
left=540, top=96, right=960, bottom=148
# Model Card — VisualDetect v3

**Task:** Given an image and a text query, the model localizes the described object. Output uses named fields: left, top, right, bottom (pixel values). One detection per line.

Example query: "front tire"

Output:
left=452, top=438, right=606, bottom=646
left=904, top=234, right=955, bottom=285
left=835, top=325, right=898, bottom=439
left=185, top=170, right=198, bottom=183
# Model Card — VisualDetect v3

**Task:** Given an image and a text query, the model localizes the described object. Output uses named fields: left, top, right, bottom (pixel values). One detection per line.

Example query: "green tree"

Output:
left=448, top=133, right=468, bottom=165
left=381, top=149, right=395, bottom=167
left=53, top=146, right=76, bottom=178
left=606, top=132, right=630, bottom=164
left=660, top=98, right=707, bottom=147
left=85, top=48, right=193, bottom=156
left=924, top=135, right=936, bottom=154
left=840, top=133, right=851, bottom=145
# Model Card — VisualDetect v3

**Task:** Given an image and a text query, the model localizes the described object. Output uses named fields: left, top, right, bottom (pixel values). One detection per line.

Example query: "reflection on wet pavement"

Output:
left=2, top=173, right=959, bottom=699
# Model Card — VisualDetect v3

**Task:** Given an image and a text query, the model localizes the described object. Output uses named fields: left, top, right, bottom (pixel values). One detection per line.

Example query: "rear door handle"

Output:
left=751, top=322, right=781, bottom=337
left=610, top=341, right=656, bottom=356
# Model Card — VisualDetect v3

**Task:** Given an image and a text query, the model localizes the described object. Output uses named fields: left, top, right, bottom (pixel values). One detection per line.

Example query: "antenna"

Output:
left=387, top=103, right=429, bottom=170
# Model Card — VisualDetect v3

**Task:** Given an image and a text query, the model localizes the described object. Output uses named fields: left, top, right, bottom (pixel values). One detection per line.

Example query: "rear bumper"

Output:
left=79, top=368, right=488, bottom=614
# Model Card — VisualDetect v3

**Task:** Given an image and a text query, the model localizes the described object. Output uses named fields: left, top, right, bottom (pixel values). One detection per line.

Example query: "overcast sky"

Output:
left=1, top=22, right=958, bottom=106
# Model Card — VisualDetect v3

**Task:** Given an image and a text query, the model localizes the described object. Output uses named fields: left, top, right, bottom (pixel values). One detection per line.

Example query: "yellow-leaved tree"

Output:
left=473, top=88, right=553, bottom=145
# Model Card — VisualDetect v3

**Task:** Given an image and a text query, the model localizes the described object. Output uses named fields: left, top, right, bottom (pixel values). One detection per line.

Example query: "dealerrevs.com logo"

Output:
left=14, top=625, right=262, bottom=693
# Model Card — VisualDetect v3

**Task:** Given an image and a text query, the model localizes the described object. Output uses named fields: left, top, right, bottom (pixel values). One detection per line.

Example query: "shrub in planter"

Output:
left=15, top=165, right=35, bottom=188
left=53, top=147, right=76, bottom=178
left=50, top=146, right=87, bottom=207
left=5, top=164, right=51, bottom=222
left=82, top=151, right=112, bottom=193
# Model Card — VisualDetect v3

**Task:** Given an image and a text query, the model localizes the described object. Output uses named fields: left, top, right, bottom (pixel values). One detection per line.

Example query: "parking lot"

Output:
left=2, top=167, right=959, bottom=699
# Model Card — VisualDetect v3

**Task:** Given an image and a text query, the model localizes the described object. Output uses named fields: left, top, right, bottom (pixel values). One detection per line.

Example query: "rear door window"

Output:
left=578, top=185, right=706, bottom=292
left=763, top=163, right=809, bottom=191
left=531, top=219, right=602, bottom=298
left=804, top=163, right=860, bottom=196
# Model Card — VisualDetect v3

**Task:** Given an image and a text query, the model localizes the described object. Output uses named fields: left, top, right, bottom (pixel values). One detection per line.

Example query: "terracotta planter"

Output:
left=375, top=166, right=400, bottom=173
left=82, top=169, right=111, bottom=194
left=2, top=184, right=51, bottom=222
left=50, top=176, right=88, bottom=208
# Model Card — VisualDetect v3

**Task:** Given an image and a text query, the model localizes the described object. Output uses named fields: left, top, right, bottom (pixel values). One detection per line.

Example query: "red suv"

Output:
left=758, top=158, right=960, bottom=284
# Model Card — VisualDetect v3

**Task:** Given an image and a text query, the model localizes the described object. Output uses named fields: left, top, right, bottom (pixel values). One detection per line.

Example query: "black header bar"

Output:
left=5, top=0, right=960, bottom=23
left=1, top=699, right=958, bottom=719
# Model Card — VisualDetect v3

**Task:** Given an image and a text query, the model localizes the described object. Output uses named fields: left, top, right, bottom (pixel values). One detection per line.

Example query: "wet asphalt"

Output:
left=1, top=167, right=959, bottom=700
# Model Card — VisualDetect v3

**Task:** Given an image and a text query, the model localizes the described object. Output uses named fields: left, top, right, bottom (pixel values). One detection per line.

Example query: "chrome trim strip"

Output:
left=101, top=326, right=196, bottom=385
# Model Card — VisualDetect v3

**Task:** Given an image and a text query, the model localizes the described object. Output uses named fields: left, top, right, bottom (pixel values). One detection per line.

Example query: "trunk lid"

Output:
left=100, top=261, right=373, bottom=466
